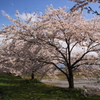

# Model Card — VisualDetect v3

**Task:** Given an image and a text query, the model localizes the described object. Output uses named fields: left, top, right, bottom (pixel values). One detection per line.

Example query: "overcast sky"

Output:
left=0, top=0, right=100, bottom=29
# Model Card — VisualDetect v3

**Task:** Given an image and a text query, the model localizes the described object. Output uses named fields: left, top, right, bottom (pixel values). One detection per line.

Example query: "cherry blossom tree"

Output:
left=1, top=6, right=100, bottom=88
left=70, top=0, right=100, bottom=15
left=34, top=6, right=100, bottom=88
left=0, top=12, right=58, bottom=80
left=0, top=38, right=58, bottom=80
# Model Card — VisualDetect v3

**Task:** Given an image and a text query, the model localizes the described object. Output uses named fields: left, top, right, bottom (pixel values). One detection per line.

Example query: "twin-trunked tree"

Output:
left=1, top=6, right=100, bottom=88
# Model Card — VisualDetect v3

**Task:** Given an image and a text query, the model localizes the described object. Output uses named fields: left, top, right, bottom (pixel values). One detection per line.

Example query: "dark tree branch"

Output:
left=38, top=60, right=69, bottom=78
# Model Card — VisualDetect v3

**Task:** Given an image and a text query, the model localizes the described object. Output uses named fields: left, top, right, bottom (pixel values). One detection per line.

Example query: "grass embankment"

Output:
left=0, top=74, right=100, bottom=100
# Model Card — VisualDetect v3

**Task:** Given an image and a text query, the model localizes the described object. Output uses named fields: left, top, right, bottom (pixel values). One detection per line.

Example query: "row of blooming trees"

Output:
left=0, top=22, right=57, bottom=80
left=0, top=35, right=57, bottom=80
left=0, top=6, right=100, bottom=88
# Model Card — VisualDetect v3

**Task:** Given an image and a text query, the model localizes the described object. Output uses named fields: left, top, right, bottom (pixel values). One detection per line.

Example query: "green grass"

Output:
left=0, top=73, right=100, bottom=100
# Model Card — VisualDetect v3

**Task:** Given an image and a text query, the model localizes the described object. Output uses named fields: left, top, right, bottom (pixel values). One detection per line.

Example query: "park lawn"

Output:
left=0, top=74, right=100, bottom=100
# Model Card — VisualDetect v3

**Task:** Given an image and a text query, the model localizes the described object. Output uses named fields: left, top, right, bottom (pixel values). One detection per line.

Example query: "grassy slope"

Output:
left=0, top=74, right=100, bottom=100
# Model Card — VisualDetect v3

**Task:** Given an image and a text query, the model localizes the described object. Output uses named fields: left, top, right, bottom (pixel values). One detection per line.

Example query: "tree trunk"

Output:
left=67, top=69, right=74, bottom=89
left=31, top=71, right=34, bottom=80
left=68, top=76, right=74, bottom=89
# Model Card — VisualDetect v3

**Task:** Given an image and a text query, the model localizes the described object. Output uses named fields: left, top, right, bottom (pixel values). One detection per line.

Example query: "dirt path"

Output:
left=41, top=79, right=100, bottom=88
